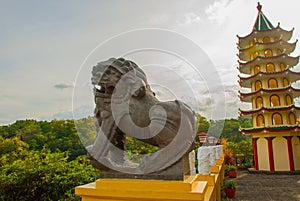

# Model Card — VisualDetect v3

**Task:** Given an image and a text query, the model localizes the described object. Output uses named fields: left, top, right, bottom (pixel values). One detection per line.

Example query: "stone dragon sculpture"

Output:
left=87, top=58, right=196, bottom=179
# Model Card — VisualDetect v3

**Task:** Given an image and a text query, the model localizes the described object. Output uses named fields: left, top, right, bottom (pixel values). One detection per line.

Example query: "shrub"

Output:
left=224, top=180, right=236, bottom=189
left=0, top=149, right=99, bottom=201
left=225, top=165, right=237, bottom=172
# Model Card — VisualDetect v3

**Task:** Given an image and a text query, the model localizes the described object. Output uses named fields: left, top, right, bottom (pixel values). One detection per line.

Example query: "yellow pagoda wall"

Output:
left=256, top=137, right=270, bottom=170
left=252, top=113, right=291, bottom=127
left=292, top=136, right=300, bottom=170
left=272, top=137, right=289, bottom=171
left=253, top=132, right=300, bottom=171
left=262, top=112, right=294, bottom=126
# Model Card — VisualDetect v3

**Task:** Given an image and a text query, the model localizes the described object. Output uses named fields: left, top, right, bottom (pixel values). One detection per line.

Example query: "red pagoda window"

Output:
left=289, top=112, right=296, bottom=124
left=266, top=63, right=275, bottom=72
left=255, top=80, right=262, bottom=91
left=283, top=78, right=289, bottom=87
left=264, top=49, right=273, bottom=57
left=268, top=78, right=278, bottom=88
left=254, top=65, right=260, bottom=74
left=263, top=37, right=270, bottom=43
left=256, top=97, right=263, bottom=108
left=270, top=95, right=280, bottom=107
left=286, top=94, right=292, bottom=105
left=272, top=113, right=283, bottom=125
left=257, top=114, right=265, bottom=126
left=280, top=63, right=285, bottom=71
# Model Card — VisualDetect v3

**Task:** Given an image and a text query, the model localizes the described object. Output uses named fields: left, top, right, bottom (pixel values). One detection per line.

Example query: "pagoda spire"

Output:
left=257, top=2, right=262, bottom=12
left=253, top=2, right=274, bottom=31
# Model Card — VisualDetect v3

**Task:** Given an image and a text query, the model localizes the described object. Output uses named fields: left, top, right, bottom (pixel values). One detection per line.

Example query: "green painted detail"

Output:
left=267, top=126, right=295, bottom=130
left=241, top=127, right=264, bottom=132
left=241, top=125, right=297, bottom=133
left=254, top=12, right=274, bottom=31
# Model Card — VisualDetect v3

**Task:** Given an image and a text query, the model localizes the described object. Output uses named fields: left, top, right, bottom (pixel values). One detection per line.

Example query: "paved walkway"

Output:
left=223, top=170, right=300, bottom=201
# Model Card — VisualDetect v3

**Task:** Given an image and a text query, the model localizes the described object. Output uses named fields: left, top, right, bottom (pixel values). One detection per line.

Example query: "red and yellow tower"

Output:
left=238, top=3, right=300, bottom=172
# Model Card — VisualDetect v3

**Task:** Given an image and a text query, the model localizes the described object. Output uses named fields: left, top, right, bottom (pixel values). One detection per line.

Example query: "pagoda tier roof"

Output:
left=238, top=69, right=300, bottom=88
left=238, top=54, right=299, bottom=74
left=240, top=125, right=300, bottom=135
left=238, top=39, right=297, bottom=61
left=253, top=10, right=274, bottom=31
left=239, top=105, right=300, bottom=117
left=239, top=85, right=300, bottom=102
left=237, top=24, right=294, bottom=49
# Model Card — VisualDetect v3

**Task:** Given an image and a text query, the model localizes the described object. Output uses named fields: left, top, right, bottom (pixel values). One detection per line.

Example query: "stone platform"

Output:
left=225, top=170, right=300, bottom=201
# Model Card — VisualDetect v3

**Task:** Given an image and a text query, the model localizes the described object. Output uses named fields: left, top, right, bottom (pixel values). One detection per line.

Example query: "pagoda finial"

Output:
left=257, top=2, right=262, bottom=12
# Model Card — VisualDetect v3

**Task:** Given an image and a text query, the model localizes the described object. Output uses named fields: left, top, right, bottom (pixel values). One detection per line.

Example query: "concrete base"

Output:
left=76, top=174, right=220, bottom=201
left=75, top=156, right=224, bottom=201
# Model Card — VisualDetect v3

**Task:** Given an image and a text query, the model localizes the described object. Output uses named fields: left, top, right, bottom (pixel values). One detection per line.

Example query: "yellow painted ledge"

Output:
left=76, top=156, right=224, bottom=201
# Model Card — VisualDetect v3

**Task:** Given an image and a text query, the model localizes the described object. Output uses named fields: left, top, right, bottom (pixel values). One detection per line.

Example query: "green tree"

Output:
left=0, top=149, right=99, bottom=201
left=0, top=137, right=29, bottom=156
left=196, top=113, right=210, bottom=134
left=225, top=139, right=253, bottom=166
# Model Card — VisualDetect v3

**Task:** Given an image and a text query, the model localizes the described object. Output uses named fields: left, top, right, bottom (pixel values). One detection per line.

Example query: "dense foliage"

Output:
left=0, top=119, right=89, bottom=160
left=0, top=147, right=98, bottom=201
left=0, top=119, right=98, bottom=201
left=225, top=139, right=253, bottom=167
left=196, top=115, right=252, bottom=142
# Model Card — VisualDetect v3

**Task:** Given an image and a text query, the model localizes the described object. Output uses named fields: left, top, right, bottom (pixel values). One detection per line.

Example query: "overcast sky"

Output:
left=1, top=0, right=300, bottom=125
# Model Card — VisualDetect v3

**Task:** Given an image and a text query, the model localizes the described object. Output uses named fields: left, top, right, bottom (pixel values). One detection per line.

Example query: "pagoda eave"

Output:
left=239, top=39, right=297, bottom=52
left=238, top=54, right=299, bottom=74
left=240, top=125, right=300, bottom=135
left=238, top=40, right=297, bottom=61
left=239, top=105, right=300, bottom=117
left=237, top=24, right=294, bottom=49
left=238, top=69, right=300, bottom=88
left=239, top=86, right=300, bottom=102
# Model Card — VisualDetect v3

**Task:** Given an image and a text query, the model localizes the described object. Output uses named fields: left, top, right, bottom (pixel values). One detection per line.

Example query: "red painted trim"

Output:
left=252, top=138, right=259, bottom=170
left=287, top=136, right=295, bottom=171
left=239, top=105, right=300, bottom=116
left=238, top=53, right=298, bottom=67
left=238, top=68, right=300, bottom=81
left=240, top=85, right=300, bottom=97
left=267, top=137, right=275, bottom=171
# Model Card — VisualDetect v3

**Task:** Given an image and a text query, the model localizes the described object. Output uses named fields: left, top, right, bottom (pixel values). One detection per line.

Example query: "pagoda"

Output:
left=238, top=3, right=300, bottom=172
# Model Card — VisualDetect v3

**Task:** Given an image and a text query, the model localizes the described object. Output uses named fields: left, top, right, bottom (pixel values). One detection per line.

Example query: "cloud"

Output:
left=205, top=0, right=234, bottom=24
left=176, top=12, right=202, bottom=26
left=148, top=14, right=171, bottom=25
left=54, top=82, right=74, bottom=90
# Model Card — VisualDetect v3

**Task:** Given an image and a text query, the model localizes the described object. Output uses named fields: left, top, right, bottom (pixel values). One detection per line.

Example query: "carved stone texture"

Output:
left=87, top=58, right=196, bottom=180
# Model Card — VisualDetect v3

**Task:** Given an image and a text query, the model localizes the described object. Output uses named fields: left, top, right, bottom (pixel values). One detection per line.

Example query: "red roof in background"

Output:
left=197, top=132, right=208, bottom=136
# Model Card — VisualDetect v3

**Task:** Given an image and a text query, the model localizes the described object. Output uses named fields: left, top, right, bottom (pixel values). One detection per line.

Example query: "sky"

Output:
left=1, top=0, right=300, bottom=125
